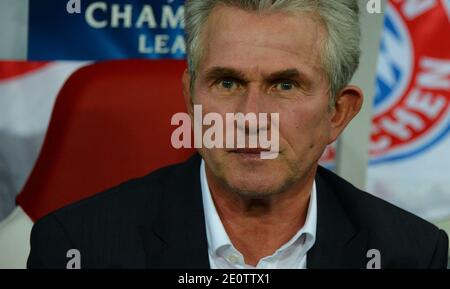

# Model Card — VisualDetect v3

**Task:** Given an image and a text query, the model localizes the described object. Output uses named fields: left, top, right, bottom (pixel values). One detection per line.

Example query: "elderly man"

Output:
left=28, top=0, right=448, bottom=269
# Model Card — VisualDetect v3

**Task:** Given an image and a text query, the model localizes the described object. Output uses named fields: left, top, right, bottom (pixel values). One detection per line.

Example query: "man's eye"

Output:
left=220, top=79, right=236, bottom=89
left=276, top=81, right=296, bottom=91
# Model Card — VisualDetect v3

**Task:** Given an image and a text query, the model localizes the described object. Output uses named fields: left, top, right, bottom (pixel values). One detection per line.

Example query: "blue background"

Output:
left=28, top=0, right=186, bottom=60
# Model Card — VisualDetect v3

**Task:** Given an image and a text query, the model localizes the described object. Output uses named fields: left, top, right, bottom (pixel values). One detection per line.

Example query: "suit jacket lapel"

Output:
left=140, top=156, right=368, bottom=268
left=141, top=154, right=210, bottom=268
left=307, top=167, right=369, bottom=268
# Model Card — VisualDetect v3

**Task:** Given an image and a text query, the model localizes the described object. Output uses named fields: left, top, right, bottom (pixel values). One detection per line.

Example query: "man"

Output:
left=28, top=0, right=448, bottom=269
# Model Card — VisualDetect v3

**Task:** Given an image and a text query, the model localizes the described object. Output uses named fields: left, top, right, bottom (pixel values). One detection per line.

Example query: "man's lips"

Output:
left=227, top=148, right=271, bottom=154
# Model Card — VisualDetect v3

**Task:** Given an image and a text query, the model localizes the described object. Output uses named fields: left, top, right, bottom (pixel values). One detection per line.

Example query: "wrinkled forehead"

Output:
left=198, top=5, right=328, bottom=77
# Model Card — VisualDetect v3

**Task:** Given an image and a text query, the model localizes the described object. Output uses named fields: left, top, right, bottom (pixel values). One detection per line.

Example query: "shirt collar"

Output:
left=200, top=159, right=317, bottom=257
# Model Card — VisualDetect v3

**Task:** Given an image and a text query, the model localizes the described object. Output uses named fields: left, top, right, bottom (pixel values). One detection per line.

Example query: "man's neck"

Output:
left=205, top=167, right=316, bottom=266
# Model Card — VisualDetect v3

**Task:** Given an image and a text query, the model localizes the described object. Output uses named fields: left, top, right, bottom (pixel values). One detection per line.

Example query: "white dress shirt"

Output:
left=200, top=159, right=317, bottom=269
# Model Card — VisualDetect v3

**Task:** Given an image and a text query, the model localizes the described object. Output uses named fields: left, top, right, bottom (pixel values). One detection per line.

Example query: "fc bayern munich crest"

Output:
left=319, top=1, right=450, bottom=167
left=370, top=1, right=450, bottom=164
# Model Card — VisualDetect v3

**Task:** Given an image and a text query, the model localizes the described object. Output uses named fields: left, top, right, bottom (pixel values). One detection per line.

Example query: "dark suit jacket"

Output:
left=27, top=154, right=449, bottom=268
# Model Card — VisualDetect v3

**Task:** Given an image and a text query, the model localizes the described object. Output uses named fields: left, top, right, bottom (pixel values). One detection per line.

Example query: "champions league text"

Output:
left=78, top=2, right=185, bottom=56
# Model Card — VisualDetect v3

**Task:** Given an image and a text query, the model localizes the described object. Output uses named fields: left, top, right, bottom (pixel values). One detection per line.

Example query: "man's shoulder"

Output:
left=28, top=155, right=201, bottom=268
left=34, top=154, right=200, bottom=232
left=317, top=166, right=448, bottom=267
left=317, top=166, right=437, bottom=231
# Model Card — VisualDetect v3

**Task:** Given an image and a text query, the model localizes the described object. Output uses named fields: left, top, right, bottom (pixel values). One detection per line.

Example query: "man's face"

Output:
left=186, top=6, right=337, bottom=196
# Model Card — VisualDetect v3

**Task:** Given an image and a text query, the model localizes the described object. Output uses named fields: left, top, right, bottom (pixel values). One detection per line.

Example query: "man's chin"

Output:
left=224, top=153, right=270, bottom=169
left=222, top=175, right=289, bottom=198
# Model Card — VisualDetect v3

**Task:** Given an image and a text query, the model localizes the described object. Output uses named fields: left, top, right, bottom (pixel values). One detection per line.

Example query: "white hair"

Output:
left=184, top=0, right=361, bottom=106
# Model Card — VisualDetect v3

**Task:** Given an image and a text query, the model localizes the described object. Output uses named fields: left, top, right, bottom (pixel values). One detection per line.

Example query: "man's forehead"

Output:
left=204, top=5, right=326, bottom=46
left=200, top=5, right=326, bottom=76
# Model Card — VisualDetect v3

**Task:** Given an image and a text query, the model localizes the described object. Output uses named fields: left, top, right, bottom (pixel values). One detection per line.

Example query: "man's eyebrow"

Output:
left=204, top=67, right=248, bottom=82
left=265, top=69, right=302, bottom=82
left=204, top=67, right=309, bottom=84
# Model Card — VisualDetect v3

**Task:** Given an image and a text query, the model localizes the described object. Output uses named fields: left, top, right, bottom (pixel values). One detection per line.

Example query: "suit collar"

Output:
left=142, top=154, right=210, bottom=268
left=307, top=167, right=369, bottom=268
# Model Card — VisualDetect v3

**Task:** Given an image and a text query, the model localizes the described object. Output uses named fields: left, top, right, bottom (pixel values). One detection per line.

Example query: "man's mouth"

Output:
left=227, top=148, right=271, bottom=159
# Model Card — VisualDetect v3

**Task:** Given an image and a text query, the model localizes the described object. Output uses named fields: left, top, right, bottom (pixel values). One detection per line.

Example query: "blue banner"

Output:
left=28, top=0, right=186, bottom=60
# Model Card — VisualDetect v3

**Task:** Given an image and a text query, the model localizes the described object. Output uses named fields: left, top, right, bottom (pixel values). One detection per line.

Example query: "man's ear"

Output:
left=182, top=69, right=194, bottom=118
left=328, top=85, right=364, bottom=144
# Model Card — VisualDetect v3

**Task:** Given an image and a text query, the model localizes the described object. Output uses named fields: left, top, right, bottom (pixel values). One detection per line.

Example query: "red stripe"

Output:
left=0, top=61, right=50, bottom=81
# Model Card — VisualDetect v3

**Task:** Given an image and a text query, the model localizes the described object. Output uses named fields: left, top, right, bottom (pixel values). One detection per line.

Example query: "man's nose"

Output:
left=239, top=84, right=264, bottom=115
left=236, top=85, right=269, bottom=134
